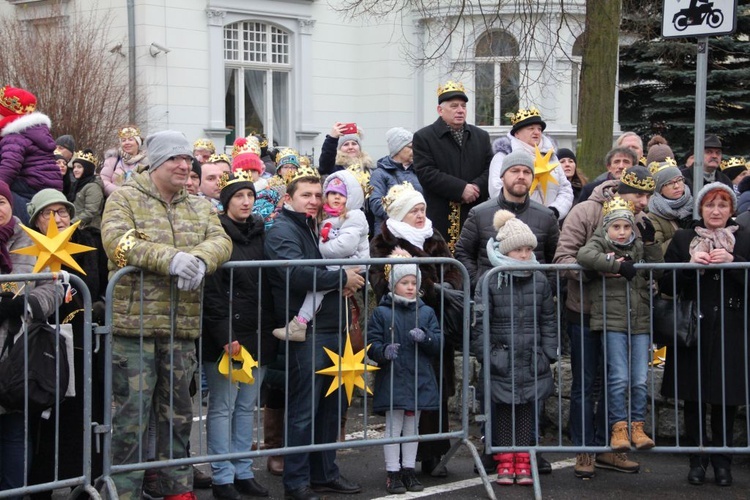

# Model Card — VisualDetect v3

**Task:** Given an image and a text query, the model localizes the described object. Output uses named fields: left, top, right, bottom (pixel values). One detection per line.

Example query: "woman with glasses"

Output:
left=647, top=160, right=694, bottom=252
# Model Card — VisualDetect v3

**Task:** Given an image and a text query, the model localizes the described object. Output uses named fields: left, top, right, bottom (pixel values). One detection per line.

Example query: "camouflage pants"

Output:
left=110, top=336, right=198, bottom=500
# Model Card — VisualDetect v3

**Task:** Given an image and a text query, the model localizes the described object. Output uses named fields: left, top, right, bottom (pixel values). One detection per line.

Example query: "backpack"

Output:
left=0, top=321, right=70, bottom=412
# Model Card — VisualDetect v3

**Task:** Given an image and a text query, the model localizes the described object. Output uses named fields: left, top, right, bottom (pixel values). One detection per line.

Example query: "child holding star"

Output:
left=368, top=248, right=441, bottom=494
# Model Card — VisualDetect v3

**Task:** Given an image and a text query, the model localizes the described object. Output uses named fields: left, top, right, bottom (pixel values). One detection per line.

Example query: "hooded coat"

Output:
left=368, top=294, right=441, bottom=414
left=0, top=112, right=62, bottom=191
left=319, top=170, right=369, bottom=264
left=101, top=171, right=232, bottom=339
left=489, top=133, right=574, bottom=219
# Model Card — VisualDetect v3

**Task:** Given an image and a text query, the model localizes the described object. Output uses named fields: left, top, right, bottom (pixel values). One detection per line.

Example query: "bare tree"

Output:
left=0, top=8, right=139, bottom=157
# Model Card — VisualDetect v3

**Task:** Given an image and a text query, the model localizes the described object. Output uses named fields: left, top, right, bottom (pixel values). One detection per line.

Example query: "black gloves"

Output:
left=636, top=218, right=656, bottom=245
left=618, top=261, right=637, bottom=281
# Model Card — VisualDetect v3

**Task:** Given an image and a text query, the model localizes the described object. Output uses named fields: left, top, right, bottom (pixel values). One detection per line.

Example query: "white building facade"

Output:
left=2, top=0, right=591, bottom=160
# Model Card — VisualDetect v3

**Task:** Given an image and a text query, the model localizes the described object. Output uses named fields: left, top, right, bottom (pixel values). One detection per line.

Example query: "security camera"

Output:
left=149, top=42, right=171, bottom=57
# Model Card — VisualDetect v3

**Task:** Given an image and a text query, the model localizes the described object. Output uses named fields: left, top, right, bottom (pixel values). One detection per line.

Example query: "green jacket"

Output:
left=577, top=228, right=663, bottom=333
left=101, top=172, right=232, bottom=338
left=72, top=177, right=105, bottom=230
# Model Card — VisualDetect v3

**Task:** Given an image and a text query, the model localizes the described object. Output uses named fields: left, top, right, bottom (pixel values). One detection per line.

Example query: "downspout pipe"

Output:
left=127, top=0, right=136, bottom=123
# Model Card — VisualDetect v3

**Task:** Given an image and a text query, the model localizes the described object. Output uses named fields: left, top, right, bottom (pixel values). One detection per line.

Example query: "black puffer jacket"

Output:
left=203, top=214, right=278, bottom=365
left=470, top=269, right=557, bottom=404
left=455, top=191, right=559, bottom=291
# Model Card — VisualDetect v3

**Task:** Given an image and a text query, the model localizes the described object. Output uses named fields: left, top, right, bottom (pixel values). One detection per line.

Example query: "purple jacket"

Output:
left=0, top=112, right=63, bottom=191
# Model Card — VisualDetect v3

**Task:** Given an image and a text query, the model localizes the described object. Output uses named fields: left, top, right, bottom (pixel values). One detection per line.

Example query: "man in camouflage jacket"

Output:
left=101, top=130, right=232, bottom=500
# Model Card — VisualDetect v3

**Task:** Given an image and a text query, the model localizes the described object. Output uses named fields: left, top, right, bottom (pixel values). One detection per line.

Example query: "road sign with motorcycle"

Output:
left=662, top=0, right=736, bottom=38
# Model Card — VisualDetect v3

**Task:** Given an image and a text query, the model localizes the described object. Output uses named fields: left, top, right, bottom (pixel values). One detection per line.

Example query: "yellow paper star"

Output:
left=316, top=333, right=379, bottom=404
left=12, top=221, right=96, bottom=274
left=218, top=346, right=258, bottom=385
left=530, top=145, right=560, bottom=203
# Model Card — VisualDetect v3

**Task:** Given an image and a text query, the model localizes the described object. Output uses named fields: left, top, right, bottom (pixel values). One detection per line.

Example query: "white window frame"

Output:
left=474, top=30, right=520, bottom=128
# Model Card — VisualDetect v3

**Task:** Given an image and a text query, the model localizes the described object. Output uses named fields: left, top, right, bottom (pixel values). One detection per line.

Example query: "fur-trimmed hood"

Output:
left=492, top=132, right=558, bottom=156
left=322, top=169, right=365, bottom=211
left=334, top=150, right=374, bottom=172
left=1, top=112, right=52, bottom=137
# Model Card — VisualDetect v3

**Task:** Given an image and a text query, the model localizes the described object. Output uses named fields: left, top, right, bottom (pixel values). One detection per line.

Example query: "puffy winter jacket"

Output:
left=369, top=156, right=422, bottom=235
left=0, top=113, right=62, bottom=191
left=319, top=170, right=369, bottom=263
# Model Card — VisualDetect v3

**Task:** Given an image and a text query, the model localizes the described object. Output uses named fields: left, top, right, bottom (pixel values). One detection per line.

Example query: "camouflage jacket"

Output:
left=101, top=172, right=232, bottom=339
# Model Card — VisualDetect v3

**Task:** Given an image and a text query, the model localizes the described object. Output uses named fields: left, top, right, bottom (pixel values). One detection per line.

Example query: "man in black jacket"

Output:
left=413, top=80, right=493, bottom=253
left=264, top=169, right=365, bottom=500
left=681, top=134, right=733, bottom=193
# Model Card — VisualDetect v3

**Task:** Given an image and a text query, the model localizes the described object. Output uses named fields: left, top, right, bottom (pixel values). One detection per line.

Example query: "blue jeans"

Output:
left=0, top=413, right=26, bottom=499
left=567, top=322, right=606, bottom=446
left=605, top=331, right=650, bottom=423
left=283, top=333, right=347, bottom=491
left=205, top=361, right=266, bottom=485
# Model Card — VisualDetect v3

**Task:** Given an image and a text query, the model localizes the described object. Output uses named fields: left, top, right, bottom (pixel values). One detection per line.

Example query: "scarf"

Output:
left=486, top=238, right=540, bottom=288
left=120, top=149, right=146, bottom=166
left=388, top=291, right=417, bottom=305
left=0, top=218, right=16, bottom=274
left=648, top=188, right=694, bottom=220
left=386, top=218, right=434, bottom=249
left=689, top=225, right=738, bottom=256
left=323, top=203, right=343, bottom=217
left=604, top=231, right=636, bottom=249
left=68, top=165, right=98, bottom=203
left=450, top=126, right=465, bottom=147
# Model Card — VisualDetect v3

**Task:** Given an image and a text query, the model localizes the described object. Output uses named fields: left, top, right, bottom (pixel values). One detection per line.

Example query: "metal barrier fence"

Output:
left=0, top=272, right=98, bottom=500
left=97, top=257, right=497, bottom=500
left=478, top=261, right=750, bottom=500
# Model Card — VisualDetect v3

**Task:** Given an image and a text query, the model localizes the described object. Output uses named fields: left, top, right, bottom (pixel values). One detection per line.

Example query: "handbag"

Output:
left=652, top=294, right=700, bottom=347
left=347, top=296, right=364, bottom=352
left=433, top=284, right=466, bottom=347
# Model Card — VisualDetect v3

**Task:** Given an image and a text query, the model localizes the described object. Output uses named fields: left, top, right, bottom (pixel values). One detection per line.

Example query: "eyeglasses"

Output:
left=663, top=177, right=685, bottom=189
left=40, top=208, right=70, bottom=219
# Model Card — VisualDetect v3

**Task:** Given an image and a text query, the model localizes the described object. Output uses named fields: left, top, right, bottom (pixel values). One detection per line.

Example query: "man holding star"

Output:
left=489, top=106, right=574, bottom=220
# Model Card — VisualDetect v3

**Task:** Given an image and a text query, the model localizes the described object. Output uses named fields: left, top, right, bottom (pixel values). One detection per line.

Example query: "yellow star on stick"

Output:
left=12, top=221, right=96, bottom=274
left=530, top=145, right=560, bottom=203
left=316, top=332, right=379, bottom=404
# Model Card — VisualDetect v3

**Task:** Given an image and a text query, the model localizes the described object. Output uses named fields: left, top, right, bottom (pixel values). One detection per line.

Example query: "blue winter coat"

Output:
left=368, top=294, right=441, bottom=414
left=369, top=156, right=423, bottom=236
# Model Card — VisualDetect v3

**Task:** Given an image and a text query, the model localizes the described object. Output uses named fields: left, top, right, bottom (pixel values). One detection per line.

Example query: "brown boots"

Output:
left=263, top=407, right=284, bottom=475
left=610, top=421, right=655, bottom=451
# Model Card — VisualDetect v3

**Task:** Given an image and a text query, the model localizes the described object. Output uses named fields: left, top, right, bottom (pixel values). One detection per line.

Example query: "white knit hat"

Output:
left=385, top=127, right=413, bottom=157
left=493, top=210, right=537, bottom=255
left=382, top=182, right=426, bottom=222
left=386, top=248, right=421, bottom=291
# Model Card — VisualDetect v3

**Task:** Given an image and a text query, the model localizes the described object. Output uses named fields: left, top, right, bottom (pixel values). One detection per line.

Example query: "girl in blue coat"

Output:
left=369, top=249, right=441, bottom=494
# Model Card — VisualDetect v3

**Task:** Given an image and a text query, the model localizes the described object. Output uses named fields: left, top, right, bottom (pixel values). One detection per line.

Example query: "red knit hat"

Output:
left=231, top=136, right=264, bottom=174
left=0, top=86, right=37, bottom=130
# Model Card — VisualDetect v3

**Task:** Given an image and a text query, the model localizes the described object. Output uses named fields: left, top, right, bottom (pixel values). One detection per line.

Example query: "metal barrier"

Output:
left=477, top=261, right=750, bottom=500
left=0, top=272, right=99, bottom=500
left=97, top=257, right=497, bottom=500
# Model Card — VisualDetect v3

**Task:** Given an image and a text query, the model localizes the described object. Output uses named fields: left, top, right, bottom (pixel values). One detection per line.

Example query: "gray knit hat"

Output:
left=337, top=133, right=361, bottom=150
left=146, top=130, right=194, bottom=171
left=602, top=196, right=635, bottom=231
left=27, top=188, right=76, bottom=227
left=493, top=210, right=537, bottom=255
left=385, top=127, right=413, bottom=157
left=696, top=181, right=737, bottom=214
left=386, top=248, right=422, bottom=291
left=650, top=160, right=683, bottom=194
left=500, top=150, right=535, bottom=177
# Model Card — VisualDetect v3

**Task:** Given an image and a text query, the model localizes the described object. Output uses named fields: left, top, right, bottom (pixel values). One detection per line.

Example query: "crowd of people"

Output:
left=0, top=79, right=748, bottom=500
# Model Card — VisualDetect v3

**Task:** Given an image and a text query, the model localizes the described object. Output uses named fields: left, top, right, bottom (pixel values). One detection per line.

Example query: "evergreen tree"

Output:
left=619, top=0, right=750, bottom=159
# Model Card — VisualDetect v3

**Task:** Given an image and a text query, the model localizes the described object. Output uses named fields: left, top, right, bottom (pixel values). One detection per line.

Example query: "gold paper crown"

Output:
left=276, top=147, right=299, bottom=165
left=207, top=153, right=232, bottom=165
left=505, top=107, right=542, bottom=126
left=602, top=196, right=635, bottom=217
left=436, top=80, right=466, bottom=97
left=381, top=181, right=418, bottom=214
left=193, top=138, right=216, bottom=153
left=288, top=164, right=321, bottom=185
left=299, top=156, right=311, bottom=168
left=232, top=136, right=261, bottom=158
left=250, top=131, right=268, bottom=148
left=118, top=126, right=141, bottom=139
left=722, top=156, right=747, bottom=170
left=647, top=157, right=678, bottom=174
left=53, top=146, right=65, bottom=157
left=383, top=248, right=413, bottom=284
left=74, top=150, right=99, bottom=167
left=620, top=169, right=656, bottom=192
left=346, top=164, right=373, bottom=199
left=218, top=170, right=254, bottom=191
left=0, top=87, right=35, bottom=114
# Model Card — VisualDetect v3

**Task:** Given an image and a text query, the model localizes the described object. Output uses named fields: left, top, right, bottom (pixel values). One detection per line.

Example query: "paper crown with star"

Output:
left=193, top=138, right=216, bottom=153
left=231, top=136, right=261, bottom=158
left=437, top=80, right=468, bottom=103
left=619, top=166, right=655, bottom=193
left=118, top=126, right=141, bottom=139
left=249, top=131, right=268, bottom=149
left=506, top=106, right=547, bottom=134
left=602, top=196, right=635, bottom=217
left=721, top=156, right=747, bottom=170
left=74, top=150, right=99, bottom=169
left=288, top=163, right=320, bottom=185
left=206, top=153, right=232, bottom=165
left=648, top=157, right=678, bottom=174
left=218, top=169, right=254, bottom=191
left=276, top=147, right=300, bottom=168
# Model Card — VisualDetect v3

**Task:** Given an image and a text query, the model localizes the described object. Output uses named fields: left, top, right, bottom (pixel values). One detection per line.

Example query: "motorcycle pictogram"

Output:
left=673, top=0, right=725, bottom=31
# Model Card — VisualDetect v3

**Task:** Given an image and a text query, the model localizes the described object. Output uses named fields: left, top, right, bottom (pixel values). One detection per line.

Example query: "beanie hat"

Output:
left=493, top=210, right=537, bottom=255
left=338, top=133, right=361, bottom=150
left=696, top=181, right=737, bottom=214
left=646, top=141, right=674, bottom=167
left=219, top=172, right=256, bottom=211
left=720, top=157, right=748, bottom=181
left=557, top=148, right=576, bottom=164
left=276, top=148, right=300, bottom=168
left=602, top=196, right=636, bottom=232
left=0, top=181, right=12, bottom=210
left=191, top=158, right=202, bottom=182
left=0, top=86, right=37, bottom=131
left=27, top=188, right=75, bottom=226
left=55, top=134, right=76, bottom=154
left=500, top=150, right=535, bottom=177
left=386, top=127, right=413, bottom=157
left=324, top=177, right=348, bottom=198
left=146, top=130, right=193, bottom=171
left=382, top=182, right=426, bottom=222
left=649, top=159, right=682, bottom=193
left=508, top=107, right=546, bottom=136
left=617, top=165, right=655, bottom=195
left=386, top=248, right=421, bottom=291
left=233, top=152, right=264, bottom=174
left=53, top=147, right=67, bottom=162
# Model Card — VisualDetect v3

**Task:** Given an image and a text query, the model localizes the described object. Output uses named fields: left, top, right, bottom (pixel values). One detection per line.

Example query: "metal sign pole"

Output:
left=692, top=37, right=709, bottom=219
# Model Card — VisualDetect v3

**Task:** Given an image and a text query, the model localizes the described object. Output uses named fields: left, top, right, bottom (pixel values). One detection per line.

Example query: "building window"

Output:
left=571, top=35, right=584, bottom=125
left=224, top=21, right=291, bottom=145
left=475, top=29, right=519, bottom=127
